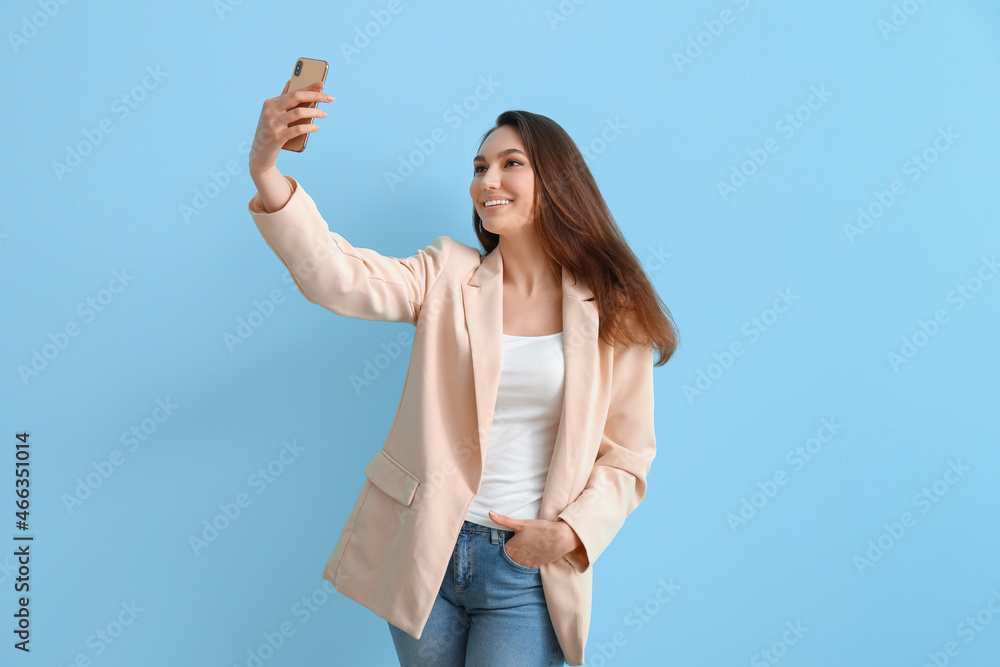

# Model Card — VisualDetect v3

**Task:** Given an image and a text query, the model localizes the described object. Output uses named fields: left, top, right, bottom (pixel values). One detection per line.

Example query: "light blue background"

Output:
left=3, top=0, right=999, bottom=665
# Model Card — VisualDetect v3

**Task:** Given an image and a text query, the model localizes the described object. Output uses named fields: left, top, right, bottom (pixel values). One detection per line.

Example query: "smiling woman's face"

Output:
left=470, top=125, right=536, bottom=237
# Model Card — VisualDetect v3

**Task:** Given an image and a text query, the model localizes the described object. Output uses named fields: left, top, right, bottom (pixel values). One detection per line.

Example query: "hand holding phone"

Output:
left=282, top=57, right=329, bottom=153
left=249, top=57, right=333, bottom=177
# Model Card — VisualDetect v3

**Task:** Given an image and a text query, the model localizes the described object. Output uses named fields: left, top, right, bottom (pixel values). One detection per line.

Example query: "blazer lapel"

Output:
left=461, top=245, right=600, bottom=520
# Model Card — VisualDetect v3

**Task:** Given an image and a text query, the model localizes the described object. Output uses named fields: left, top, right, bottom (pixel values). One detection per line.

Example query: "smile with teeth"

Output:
left=484, top=199, right=513, bottom=209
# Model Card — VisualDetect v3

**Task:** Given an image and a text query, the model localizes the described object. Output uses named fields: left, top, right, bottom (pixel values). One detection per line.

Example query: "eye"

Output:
left=473, top=159, right=523, bottom=175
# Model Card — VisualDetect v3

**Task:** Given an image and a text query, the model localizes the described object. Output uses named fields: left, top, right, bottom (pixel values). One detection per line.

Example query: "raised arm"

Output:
left=249, top=175, right=452, bottom=324
left=246, top=78, right=452, bottom=324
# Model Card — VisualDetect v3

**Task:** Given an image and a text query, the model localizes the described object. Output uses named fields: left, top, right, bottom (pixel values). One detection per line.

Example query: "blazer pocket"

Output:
left=364, top=449, right=420, bottom=507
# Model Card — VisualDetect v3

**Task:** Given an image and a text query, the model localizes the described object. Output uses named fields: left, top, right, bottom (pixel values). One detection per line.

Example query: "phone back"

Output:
left=283, top=57, right=328, bottom=153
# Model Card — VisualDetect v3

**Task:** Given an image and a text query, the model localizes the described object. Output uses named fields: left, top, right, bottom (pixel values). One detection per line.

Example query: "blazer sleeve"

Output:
left=556, top=343, right=657, bottom=574
left=248, top=174, right=452, bottom=325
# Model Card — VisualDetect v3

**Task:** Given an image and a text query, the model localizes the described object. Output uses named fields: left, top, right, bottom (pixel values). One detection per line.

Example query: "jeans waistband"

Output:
left=461, top=519, right=515, bottom=544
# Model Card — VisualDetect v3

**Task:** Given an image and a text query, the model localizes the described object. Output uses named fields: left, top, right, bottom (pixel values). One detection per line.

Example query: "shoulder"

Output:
left=609, top=336, right=656, bottom=372
left=426, top=235, right=485, bottom=272
left=411, top=235, right=486, bottom=299
left=432, top=235, right=480, bottom=258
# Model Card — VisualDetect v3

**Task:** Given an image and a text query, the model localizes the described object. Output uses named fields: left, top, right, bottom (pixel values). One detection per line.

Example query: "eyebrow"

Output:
left=472, top=148, right=527, bottom=163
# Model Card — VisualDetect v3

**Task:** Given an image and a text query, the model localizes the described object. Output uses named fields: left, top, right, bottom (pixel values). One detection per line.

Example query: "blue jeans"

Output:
left=388, top=520, right=566, bottom=666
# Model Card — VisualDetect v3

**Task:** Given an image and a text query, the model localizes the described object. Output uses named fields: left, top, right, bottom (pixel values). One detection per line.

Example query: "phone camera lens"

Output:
left=295, top=60, right=302, bottom=75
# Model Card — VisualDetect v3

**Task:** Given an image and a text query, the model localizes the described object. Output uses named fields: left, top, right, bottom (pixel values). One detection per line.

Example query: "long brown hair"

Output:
left=473, top=110, right=679, bottom=367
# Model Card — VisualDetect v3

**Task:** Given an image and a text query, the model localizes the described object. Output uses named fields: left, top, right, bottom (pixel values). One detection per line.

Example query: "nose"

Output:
left=480, top=165, right=500, bottom=190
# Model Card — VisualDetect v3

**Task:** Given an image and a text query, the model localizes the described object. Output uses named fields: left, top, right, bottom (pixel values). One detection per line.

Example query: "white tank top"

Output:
left=465, top=331, right=565, bottom=530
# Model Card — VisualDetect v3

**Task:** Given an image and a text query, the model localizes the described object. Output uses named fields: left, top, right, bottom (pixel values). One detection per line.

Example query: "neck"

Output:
left=497, top=233, right=560, bottom=295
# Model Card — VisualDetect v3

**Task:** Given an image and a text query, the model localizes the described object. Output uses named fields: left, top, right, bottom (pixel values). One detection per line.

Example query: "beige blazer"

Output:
left=248, top=175, right=657, bottom=666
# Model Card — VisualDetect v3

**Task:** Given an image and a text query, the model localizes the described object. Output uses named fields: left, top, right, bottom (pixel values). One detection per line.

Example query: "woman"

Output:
left=247, top=79, right=678, bottom=667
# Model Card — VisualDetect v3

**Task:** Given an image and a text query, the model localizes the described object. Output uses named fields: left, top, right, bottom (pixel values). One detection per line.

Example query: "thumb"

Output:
left=490, top=510, right=519, bottom=530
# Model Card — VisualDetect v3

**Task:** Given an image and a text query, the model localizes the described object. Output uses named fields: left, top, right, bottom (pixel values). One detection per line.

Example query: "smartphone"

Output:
left=282, top=57, right=329, bottom=153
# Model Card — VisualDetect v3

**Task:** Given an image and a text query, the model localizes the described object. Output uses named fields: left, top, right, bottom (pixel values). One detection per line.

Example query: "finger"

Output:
left=491, top=511, right=524, bottom=531
left=281, top=78, right=290, bottom=95
left=288, top=106, right=328, bottom=122
left=282, top=89, right=333, bottom=112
